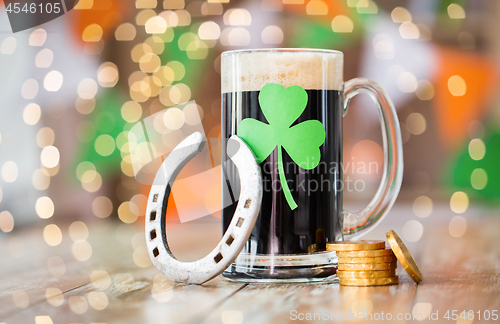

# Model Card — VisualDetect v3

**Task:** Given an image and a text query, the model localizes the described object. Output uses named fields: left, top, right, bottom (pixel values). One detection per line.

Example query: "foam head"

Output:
left=222, top=50, right=343, bottom=93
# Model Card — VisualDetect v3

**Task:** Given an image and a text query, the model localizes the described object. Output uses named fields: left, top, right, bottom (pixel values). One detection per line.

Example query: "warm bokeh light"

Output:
left=448, top=75, right=467, bottom=96
left=87, top=291, right=109, bottom=310
left=46, top=288, right=64, bottom=307
left=331, top=15, right=354, bottom=33
left=412, top=303, right=433, bottom=321
left=115, top=23, right=137, bottom=41
left=92, top=196, right=113, bottom=218
left=406, top=113, right=426, bottom=135
left=413, top=196, right=433, bottom=218
left=35, top=49, right=54, bottom=68
left=450, top=191, right=469, bottom=214
left=471, top=168, right=487, bottom=190
left=43, top=224, right=63, bottom=246
left=306, top=0, right=328, bottom=15
left=90, top=270, right=111, bottom=290
left=21, top=79, right=38, bottom=99
left=351, top=300, right=373, bottom=319
left=468, top=138, right=486, bottom=160
left=0, top=211, right=14, bottom=233
left=448, top=4, right=466, bottom=19
left=41, top=145, right=60, bottom=168
left=449, top=215, right=467, bottom=238
left=2, top=161, right=18, bottom=183
left=72, top=240, right=93, bottom=261
left=402, top=219, right=424, bottom=242
left=97, top=62, right=119, bottom=87
left=261, top=25, right=284, bottom=44
left=44, top=71, right=64, bottom=92
left=78, top=78, right=99, bottom=99
left=397, top=71, right=418, bottom=93
left=145, top=16, right=168, bottom=34
left=82, top=24, right=104, bottom=42
left=68, top=296, right=88, bottom=314
left=12, top=290, right=29, bottom=308
left=23, top=103, right=41, bottom=125
left=36, top=196, right=55, bottom=219
left=47, top=257, right=66, bottom=277
left=415, top=79, right=435, bottom=100
left=29, top=28, right=47, bottom=46
left=391, top=7, right=412, bottom=23
left=399, top=22, right=420, bottom=39
left=69, top=221, right=89, bottom=241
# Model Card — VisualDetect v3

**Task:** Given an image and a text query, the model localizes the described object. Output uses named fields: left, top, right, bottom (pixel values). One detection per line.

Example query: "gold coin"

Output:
left=326, top=240, right=386, bottom=251
left=337, top=269, right=396, bottom=279
left=337, top=248, right=394, bottom=258
left=338, top=262, right=397, bottom=271
left=386, top=230, right=423, bottom=283
left=338, top=256, right=396, bottom=264
left=339, top=276, right=399, bottom=286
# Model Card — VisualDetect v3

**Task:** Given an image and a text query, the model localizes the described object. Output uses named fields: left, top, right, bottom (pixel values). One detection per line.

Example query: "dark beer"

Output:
left=222, top=89, right=343, bottom=255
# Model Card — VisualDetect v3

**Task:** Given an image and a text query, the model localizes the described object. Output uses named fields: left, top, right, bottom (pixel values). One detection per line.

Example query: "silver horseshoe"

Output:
left=145, top=132, right=263, bottom=284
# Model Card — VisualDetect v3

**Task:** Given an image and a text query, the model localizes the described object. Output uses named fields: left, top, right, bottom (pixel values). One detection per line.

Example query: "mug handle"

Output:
left=342, top=78, right=404, bottom=239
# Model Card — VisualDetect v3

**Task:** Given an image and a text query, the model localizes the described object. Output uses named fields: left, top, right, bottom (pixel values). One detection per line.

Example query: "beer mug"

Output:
left=221, top=48, right=403, bottom=282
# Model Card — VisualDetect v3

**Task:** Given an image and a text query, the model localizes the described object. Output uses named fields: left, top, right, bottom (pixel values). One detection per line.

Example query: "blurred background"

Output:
left=1, top=0, right=500, bottom=272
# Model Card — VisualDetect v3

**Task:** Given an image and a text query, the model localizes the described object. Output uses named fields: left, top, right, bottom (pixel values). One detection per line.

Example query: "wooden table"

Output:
left=1, top=202, right=500, bottom=323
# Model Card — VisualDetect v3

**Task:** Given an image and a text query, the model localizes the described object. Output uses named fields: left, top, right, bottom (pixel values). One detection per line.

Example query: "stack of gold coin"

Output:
left=308, top=231, right=424, bottom=286
left=326, top=240, right=399, bottom=286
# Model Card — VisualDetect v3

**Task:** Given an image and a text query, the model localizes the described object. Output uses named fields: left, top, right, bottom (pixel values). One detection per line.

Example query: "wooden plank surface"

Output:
left=1, top=203, right=500, bottom=323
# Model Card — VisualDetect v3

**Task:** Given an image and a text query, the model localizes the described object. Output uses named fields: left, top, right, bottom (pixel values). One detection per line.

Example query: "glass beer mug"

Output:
left=220, top=48, right=403, bottom=282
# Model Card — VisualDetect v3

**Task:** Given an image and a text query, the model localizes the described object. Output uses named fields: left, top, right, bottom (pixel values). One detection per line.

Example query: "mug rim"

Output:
left=221, top=48, right=343, bottom=56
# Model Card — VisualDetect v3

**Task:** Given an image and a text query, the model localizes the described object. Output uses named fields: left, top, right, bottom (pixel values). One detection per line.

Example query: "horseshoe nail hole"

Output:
left=153, top=247, right=159, bottom=257
left=150, top=210, right=157, bottom=221
left=150, top=229, right=157, bottom=240
left=244, top=199, right=251, bottom=208
left=236, top=217, right=244, bottom=227
left=153, top=194, right=158, bottom=202
left=214, top=252, right=223, bottom=263
left=226, top=235, right=234, bottom=246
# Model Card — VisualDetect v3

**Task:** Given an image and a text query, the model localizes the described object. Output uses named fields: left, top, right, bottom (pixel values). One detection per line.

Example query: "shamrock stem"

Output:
left=277, top=145, right=298, bottom=210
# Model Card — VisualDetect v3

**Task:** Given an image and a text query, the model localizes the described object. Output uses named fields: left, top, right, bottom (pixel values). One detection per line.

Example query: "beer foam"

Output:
left=222, top=50, right=343, bottom=92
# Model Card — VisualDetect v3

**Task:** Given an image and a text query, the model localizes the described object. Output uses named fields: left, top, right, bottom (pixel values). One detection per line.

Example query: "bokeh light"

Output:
left=406, top=113, right=426, bottom=135
left=468, top=138, right=486, bottom=160
left=1, top=37, right=17, bottom=54
left=331, top=15, right=354, bottom=33
left=44, top=71, right=64, bottom=92
left=2, top=161, right=18, bottom=183
left=72, top=240, right=93, bottom=261
left=43, top=224, right=62, bottom=246
left=35, top=49, right=54, bottom=68
left=12, top=290, right=29, bottom=308
left=0, top=211, right=14, bottom=233
left=23, top=103, right=41, bottom=125
left=82, top=24, right=104, bottom=42
left=450, top=191, right=469, bottom=214
left=36, top=196, right=55, bottom=219
left=402, top=219, right=424, bottom=242
left=448, top=75, right=467, bottom=96
left=68, top=296, right=88, bottom=314
left=448, top=4, right=466, bottom=19
left=46, top=288, right=64, bottom=307
left=92, top=196, right=113, bottom=218
left=449, top=215, right=467, bottom=238
left=471, top=168, right=487, bottom=190
left=413, top=196, right=433, bottom=218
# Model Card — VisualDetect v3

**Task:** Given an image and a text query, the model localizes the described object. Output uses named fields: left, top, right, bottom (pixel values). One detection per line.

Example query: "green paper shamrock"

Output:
left=237, top=83, right=326, bottom=210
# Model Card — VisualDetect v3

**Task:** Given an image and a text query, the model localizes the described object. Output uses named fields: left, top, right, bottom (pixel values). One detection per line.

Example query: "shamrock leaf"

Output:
left=237, top=83, right=326, bottom=210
